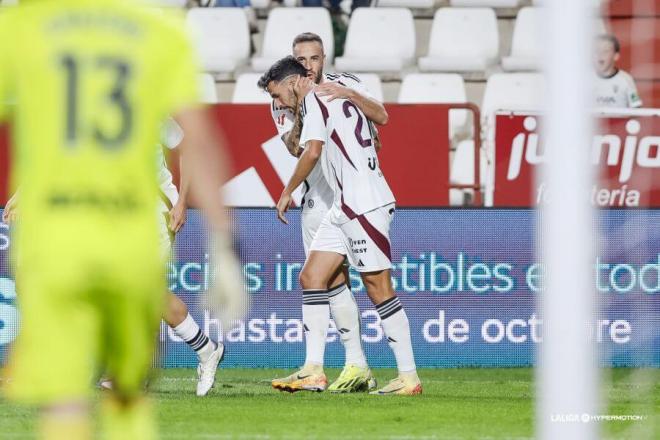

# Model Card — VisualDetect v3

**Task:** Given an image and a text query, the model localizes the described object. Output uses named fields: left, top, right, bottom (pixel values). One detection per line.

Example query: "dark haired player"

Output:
left=262, top=33, right=387, bottom=393
left=262, top=57, right=421, bottom=395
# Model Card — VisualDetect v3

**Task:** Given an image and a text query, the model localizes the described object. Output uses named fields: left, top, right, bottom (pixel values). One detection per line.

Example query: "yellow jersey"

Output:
left=0, top=0, right=199, bottom=267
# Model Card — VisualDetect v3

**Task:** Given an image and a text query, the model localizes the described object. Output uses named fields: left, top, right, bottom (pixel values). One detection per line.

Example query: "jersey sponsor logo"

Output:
left=349, top=237, right=368, bottom=254
left=48, top=190, right=139, bottom=211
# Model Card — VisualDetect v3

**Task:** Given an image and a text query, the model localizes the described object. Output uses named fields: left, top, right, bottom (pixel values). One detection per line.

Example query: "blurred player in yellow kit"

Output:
left=0, top=0, right=245, bottom=439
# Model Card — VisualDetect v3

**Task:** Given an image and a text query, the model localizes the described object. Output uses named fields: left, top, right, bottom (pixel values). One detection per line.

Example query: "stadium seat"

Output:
left=374, top=0, right=435, bottom=8
left=186, top=8, right=250, bottom=74
left=232, top=73, right=272, bottom=104
left=449, top=0, right=521, bottom=6
left=354, top=73, right=384, bottom=102
left=335, top=8, right=416, bottom=73
left=154, top=0, right=187, bottom=6
left=198, top=73, right=218, bottom=104
left=251, top=8, right=334, bottom=72
left=502, top=7, right=541, bottom=72
left=481, top=73, right=544, bottom=123
left=449, top=140, right=488, bottom=205
left=418, top=8, right=499, bottom=73
left=250, top=0, right=271, bottom=8
left=397, top=73, right=468, bottom=137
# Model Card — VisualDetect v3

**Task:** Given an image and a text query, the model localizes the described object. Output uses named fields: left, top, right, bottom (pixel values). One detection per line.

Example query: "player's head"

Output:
left=258, top=56, right=309, bottom=109
left=595, top=34, right=620, bottom=76
left=292, top=32, right=325, bottom=85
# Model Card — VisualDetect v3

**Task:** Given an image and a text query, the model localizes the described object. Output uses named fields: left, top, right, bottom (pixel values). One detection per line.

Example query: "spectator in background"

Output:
left=594, top=34, right=642, bottom=108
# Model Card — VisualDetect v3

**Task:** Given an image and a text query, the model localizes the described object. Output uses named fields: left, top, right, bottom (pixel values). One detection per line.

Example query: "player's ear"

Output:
left=613, top=52, right=620, bottom=63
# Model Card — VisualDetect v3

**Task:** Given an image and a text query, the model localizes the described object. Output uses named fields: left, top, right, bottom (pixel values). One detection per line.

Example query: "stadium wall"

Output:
left=1, top=208, right=658, bottom=368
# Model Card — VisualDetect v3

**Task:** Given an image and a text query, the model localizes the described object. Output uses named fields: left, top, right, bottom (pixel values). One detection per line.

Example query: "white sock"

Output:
left=376, top=297, right=416, bottom=373
left=172, top=314, right=216, bottom=362
left=328, top=284, right=367, bottom=368
left=302, top=289, right=330, bottom=367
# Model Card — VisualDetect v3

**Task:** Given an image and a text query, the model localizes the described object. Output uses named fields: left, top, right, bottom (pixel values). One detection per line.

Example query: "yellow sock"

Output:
left=39, top=411, right=91, bottom=440
left=101, top=396, right=156, bottom=440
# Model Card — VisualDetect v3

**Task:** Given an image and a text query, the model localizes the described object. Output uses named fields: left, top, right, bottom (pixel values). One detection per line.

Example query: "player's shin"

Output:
left=302, top=289, right=330, bottom=367
left=328, top=284, right=367, bottom=368
left=375, top=296, right=416, bottom=374
left=171, top=313, right=217, bottom=363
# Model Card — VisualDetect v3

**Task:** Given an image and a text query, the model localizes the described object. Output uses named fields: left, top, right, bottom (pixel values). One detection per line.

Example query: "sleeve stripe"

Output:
left=341, top=72, right=361, bottom=82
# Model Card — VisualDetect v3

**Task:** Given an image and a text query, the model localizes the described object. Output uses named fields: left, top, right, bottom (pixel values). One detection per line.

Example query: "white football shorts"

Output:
left=301, top=207, right=327, bottom=257
left=310, top=203, right=395, bottom=272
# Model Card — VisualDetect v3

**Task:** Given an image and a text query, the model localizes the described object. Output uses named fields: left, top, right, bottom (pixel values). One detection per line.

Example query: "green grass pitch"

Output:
left=2, top=368, right=658, bottom=439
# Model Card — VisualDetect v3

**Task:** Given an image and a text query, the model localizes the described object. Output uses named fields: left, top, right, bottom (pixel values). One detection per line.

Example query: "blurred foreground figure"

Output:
left=0, top=1, right=245, bottom=439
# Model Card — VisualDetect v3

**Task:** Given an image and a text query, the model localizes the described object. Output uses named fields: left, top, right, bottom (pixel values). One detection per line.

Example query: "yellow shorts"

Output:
left=4, top=224, right=166, bottom=405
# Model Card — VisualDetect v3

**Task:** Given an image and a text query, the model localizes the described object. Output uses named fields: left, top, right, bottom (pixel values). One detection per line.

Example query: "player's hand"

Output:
left=2, top=193, right=18, bottom=225
left=316, top=82, right=353, bottom=102
left=207, top=233, right=249, bottom=324
left=276, top=191, right=292, bottom=225
left=169, top=200, right=187, bottom=233
left=293, top=76, right=314, bottom=105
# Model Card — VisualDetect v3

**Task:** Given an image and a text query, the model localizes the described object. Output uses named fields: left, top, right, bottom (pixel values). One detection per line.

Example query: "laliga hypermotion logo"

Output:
left=507, top=117, right=660, bottom=182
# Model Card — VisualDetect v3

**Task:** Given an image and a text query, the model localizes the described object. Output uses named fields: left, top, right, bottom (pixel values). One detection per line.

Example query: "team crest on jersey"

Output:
left=307, top=199, right=315, bottom=209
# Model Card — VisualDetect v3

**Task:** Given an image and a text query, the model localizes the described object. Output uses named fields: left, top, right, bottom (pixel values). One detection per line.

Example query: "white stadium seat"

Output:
left=419, top=8, right=499, bottom=73
left=251, top=8, right=334, bottom=72
left=335, top=8, right=416, bottom=73
left=198, top=73, right=218, bottom=104
left=481, top=73, right=544, bottom=120
left=398, top=73, right=468, bottom=137
left=450, top=0, right=521, bottom=7
left=232, top=73, right=272, bottom=104
left=186, top=8, right=250, bottom=74
left=374, top=0, right=435, bottom=8
left=250, top=0, right=271, bottom=8
left=153, top=0, right=187, bottom=7
left=354, top=73, right=384, bottom=103
left=502, top=7, right=541, bottom=71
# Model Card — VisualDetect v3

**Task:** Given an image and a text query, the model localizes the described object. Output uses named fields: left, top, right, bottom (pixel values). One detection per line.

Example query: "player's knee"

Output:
left=299, top=268, right=325, bottom=290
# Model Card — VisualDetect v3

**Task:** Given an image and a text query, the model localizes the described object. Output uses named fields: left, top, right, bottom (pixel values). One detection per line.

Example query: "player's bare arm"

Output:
left=315, top=82, right=389, bottom=125
left=169, top=150, right=189, bottom=233
left=276, top=139, right=323, bottom=225
left=281, top=108, right=303, bottom=158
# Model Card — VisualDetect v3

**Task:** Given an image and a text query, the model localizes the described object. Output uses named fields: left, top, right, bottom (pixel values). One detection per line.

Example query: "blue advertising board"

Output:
left=1, top=209, right=658, bottom=368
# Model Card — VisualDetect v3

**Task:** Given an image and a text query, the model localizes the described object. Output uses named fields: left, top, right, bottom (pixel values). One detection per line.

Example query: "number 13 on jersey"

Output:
left=59, top=53, right=134, bottom=150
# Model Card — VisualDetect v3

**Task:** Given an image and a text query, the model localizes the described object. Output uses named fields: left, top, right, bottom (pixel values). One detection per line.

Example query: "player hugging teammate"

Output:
left=259, top=33, right=422, bottom=396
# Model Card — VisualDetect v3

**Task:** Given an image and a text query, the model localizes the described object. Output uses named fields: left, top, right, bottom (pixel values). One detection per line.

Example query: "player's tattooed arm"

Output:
left=281, top=110, right=303, bottom=158
left=276, top=140, right=323, bottom=224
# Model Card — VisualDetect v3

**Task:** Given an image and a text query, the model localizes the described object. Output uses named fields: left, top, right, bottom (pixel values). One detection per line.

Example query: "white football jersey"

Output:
left=299, top=90, right=395, bottom=224
left=270, top=73, right=376, bottom=213
left=594, top=69, right=642, bottom=108
left=157, top=117, right=183, bottom=209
